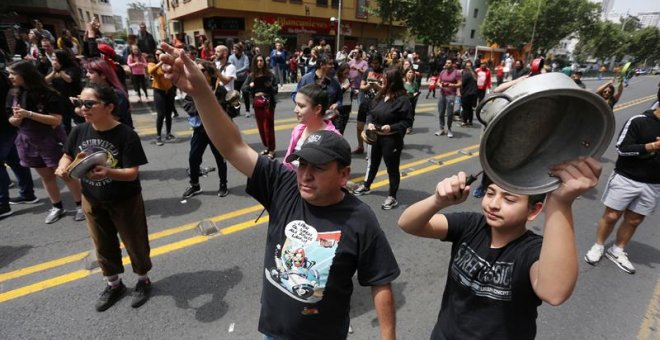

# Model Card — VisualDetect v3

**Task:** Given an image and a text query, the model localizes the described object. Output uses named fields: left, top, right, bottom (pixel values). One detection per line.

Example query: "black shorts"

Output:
left=357, top=100, right=370, bottom=123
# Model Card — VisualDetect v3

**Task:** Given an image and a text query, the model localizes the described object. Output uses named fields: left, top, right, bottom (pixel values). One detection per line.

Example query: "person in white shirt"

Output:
left=214, top=45, right=236, bottom=91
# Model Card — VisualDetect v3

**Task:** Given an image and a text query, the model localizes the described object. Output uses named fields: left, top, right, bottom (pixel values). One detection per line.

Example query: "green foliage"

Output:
left=482, top=0, right=600, bottom=53
left=625, top=26, right=660, bottom=65
left=372, top=0, right=463, bottom=46
left=251, top=19, right=286, bottom=46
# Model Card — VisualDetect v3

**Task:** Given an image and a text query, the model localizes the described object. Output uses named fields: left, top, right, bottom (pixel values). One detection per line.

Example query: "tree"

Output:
left=128, top=2, right=146, bottom=10
left=482, top=0, right=600, bottom=55
left=574, top=20, right=624, bottom=62
left=372, top=0, right=462, bottom=46
left=625, top=26, right=660, bottom=66
left=251, top=19, right=286, bottom=46
left=405, top=0, right=463, bottom=46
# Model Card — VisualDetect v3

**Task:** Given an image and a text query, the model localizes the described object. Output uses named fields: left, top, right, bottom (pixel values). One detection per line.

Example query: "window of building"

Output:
left=317, top=0, right=328, bottom=6
left=86, top=11, right=91, bottom=22
left=473, top=8, right=479, bottom=18
left=94, top=14, right=100, bottom=23
left=101, top=15, right=113, bottom=24
left=470, top=29, right=476, bottom=39
left=78, top=8, right=84, bottom=21
left=289, top=0, right=302, bottom=3
left=331, top=0, right=339, bottom=7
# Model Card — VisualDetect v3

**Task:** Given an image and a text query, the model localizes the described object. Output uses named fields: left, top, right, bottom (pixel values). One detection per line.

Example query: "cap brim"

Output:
left=285, top=147, right=336, bottom=165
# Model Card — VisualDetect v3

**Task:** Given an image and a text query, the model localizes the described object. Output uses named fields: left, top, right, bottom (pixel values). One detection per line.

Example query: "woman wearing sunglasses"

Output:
left=7, top=60, right=84, bottom=224
left=84, top=58, right=133, bottom=128
left=596, top=80, right=623, bottom=109
left=55, top=83, right=152, bottom=311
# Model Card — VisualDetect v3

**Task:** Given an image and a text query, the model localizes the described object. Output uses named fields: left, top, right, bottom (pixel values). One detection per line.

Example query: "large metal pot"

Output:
left=475, top=72, right=615, bottom=195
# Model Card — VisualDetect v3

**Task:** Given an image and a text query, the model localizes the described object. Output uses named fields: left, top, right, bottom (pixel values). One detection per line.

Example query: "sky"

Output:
left=111, top=0, right=660, bottom=18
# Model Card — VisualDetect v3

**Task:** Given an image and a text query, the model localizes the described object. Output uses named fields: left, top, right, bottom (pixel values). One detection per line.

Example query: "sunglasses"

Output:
left=71, top=99, right=103, bottom=109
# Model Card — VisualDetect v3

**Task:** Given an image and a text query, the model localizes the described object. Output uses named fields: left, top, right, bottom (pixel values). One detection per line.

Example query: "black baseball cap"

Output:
left=285, top=130, right=351, bottom=166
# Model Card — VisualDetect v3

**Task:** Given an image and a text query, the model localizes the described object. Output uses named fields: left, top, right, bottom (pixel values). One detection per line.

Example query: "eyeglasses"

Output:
left=71, top=99, right=102, bottom=109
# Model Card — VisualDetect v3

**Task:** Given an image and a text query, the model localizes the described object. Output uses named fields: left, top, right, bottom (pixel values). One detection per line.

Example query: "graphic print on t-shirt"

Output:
left=77, top=140, right=119, bottom=187
left=450, top=242, right=514, bottom=301
left=266, top=220, right=341, bottom=303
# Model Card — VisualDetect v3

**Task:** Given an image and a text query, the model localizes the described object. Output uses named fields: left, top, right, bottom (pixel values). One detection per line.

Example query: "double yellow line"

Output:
left=0, top=146, right=479, bottom=303
left=1, top=95, right=655, bottom=303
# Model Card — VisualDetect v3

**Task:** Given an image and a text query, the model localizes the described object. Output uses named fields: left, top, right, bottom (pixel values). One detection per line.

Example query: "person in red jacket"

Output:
left=494, top=61, right=505, bottom=86
left=476, top=63, right=491, bottom=104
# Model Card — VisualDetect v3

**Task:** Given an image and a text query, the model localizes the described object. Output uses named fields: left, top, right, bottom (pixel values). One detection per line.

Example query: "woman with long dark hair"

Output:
left=333, top=63, right=353, bottom=135
left=7, top=60, right=83, bottom=224
left=596, top=81, right=623, bottom=109
left=46, top=49, right=83, bottom=133
left=84, top=58, right=133, bottom=128
left=242, top=54, right=278, bottom=158
left=459, top=60, right=478, bottom=127
left=353, top=68, right=413, bottom=209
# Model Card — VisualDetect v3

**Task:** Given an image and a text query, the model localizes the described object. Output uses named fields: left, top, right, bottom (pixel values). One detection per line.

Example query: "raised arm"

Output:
left=159, top=43, right=258, bottom=177
left=530, top=157, right=601, bottom=306
left=398, top=172, right=470, bottom=239
left=372, top=283, right=396, bottom=340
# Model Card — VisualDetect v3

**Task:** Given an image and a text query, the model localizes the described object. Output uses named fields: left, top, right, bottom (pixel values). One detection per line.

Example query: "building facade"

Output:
left=638, top=12, right=660, bottom=29
left=165, top=0, right=404, bottom=52
left=71, top=0, right=115, bottom=34
left=453, top=0, right=488, bottom=48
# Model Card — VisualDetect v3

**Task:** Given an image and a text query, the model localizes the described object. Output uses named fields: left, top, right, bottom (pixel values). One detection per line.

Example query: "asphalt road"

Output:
left=1, top=75, right=658, bottom=339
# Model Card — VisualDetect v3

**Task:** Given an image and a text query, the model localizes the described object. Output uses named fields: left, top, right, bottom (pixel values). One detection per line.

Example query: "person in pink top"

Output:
left=348, top=49, right=368, bottom=95
left=434, top=59, right=462, bottom=138
left=476, top=63, right=492, bottom=104
left=127, top=46, right=149, bottom=102
left=283, top=84, right=340, bottom=169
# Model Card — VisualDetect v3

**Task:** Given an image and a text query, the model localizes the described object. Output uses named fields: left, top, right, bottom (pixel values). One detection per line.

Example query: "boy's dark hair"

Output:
left=483, top=175, right=547, bottom=208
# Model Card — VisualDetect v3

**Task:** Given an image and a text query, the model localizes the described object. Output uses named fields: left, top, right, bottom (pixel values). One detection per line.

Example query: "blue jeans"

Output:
left=437, top=94, right=455, bottom=130
left=0, top=134, right=35, bottom=207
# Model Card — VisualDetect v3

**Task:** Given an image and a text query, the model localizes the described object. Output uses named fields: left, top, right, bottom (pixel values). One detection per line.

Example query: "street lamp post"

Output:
left=331, top=0, right=343, bottom=55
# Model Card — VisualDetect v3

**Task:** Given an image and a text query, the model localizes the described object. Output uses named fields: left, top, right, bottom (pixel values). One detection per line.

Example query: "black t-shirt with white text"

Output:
left=64, top=122, right=147, bottom=202
left=247, top=157, right=400, bottom=340
left=431, top=212, right=542, bottom=340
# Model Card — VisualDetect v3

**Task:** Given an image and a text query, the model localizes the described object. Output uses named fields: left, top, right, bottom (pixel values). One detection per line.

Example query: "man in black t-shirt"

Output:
left=399, top=159, right=602, bottom=339
left=160, top=43, right=400, bottom=340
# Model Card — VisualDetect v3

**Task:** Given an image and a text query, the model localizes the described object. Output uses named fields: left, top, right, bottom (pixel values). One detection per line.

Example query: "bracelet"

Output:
left=28, top=111, right=33, bottom=119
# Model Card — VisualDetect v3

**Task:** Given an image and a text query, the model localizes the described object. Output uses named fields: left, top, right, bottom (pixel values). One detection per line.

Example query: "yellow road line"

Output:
left=0, top=252, right=88, bottom=282
left=637, top=279, right=660, bottom=340
left=0, top=151, right=475, bottom=303
left=0, top=95, right=654, bottom=303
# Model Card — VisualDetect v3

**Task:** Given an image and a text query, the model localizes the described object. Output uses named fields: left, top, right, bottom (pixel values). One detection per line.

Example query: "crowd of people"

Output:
left=1, top=18, right=658, bottom=340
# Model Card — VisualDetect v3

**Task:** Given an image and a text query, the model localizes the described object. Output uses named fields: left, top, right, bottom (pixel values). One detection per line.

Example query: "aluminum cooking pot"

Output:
left=475, top=72, right=615, bottom=195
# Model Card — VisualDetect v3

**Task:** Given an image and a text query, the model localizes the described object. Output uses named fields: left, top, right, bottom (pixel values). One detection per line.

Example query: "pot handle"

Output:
left=476, top=93, right=513, bottom=127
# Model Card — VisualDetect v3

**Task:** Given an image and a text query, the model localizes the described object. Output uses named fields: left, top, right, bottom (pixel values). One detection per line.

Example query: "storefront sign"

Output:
left=203, top=17, right=245, bottom=30
left=260, top=16, right=351, bottom=35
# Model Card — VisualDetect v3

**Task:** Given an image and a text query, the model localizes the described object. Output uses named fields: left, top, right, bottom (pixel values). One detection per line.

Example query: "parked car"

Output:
left=635, top=68, right=649, bottom=76
left=652, top=66, right=660, bottom=75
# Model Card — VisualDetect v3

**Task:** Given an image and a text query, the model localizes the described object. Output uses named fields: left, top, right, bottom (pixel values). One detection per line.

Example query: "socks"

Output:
left=75, top=201, right=81, bottom=207
left=53, top=201, right=63, bottom=209
left=106, top=275, right=121, bottom=288
left=592, top=243, right=604, bottom=251
left=610, top=245, right=624, bottom=255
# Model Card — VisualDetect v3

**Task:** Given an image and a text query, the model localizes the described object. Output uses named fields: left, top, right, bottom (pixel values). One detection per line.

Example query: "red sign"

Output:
left=260, top=16, right=351, bottom=35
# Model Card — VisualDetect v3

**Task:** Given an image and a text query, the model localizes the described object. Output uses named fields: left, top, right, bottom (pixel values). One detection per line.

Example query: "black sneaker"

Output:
left=9, top=196, right=39, bottom=205
left=218, top=184, right=229, bottom=197
left=0, top=205, right=13, bottom=219
left=130, top=280, right=152, bottom=308
left=95, top=282, right=126, bottom=312
left=155, top=137, right=164, bottom=146
left=182, top=185, right=201, bottom=199
left=165, top=134, right=176, bottom=141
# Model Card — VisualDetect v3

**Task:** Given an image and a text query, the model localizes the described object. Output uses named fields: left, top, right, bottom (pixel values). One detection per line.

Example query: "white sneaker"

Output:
left=605, top=248, right=635, bottom=274
left=447, top=130, right=454, bottom=138
left=584, top=244, right=604, bottom=265
left=45, top=207, right=65, bottom=224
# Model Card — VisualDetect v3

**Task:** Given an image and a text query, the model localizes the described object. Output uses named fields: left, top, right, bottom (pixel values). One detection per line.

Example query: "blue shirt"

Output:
left=291, top=71, right=342, bottom=106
